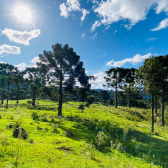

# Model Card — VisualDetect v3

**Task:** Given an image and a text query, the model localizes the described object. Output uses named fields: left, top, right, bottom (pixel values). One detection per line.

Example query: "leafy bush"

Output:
left=41, top=114, right=48, bottom=122
left=31, top=112, right=39, bottom=120
left=95, top=131, right=109, bottom=147
left=78, top=104, right=84, bottom=110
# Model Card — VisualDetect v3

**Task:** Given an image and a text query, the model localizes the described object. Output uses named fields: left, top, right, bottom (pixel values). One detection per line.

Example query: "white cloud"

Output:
left=30, top=56, right=40, bottom=64
left=90, top=71, right=105, bottom=89
left=81, top=9, right=89, bottom=22
left=90, top=20, right=101, bottom=32
left=106, top=53, right=152, bottom=67
left=60, top=0, right=89, bottom=22
left=0, top=44, right=21, bottom=55
left=81, top=32, right=85, bottom=38
left=91, top=0, right=168, bottom=31
left=14, top=62, right=27, bottom=71
left=0, top=61, right=5, bottom=63
left=2, top=29, right=41, bottom=45
left=67, top=0, right=80, bottom=11
left=60, top=3, right=69, bottom=18
left=150, top=18, right=168, bottom=31
left=104, top=25, right=110, bottom=31
left=90, top=33, right=97, bottom=40
left=114, top=30, right=118, bottom=34
left=147, top=38, right=157, bottom=41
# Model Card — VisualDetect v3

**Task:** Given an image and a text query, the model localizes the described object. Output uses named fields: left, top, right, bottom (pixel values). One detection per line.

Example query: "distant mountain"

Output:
left=93, top=89, right=151, bottom=100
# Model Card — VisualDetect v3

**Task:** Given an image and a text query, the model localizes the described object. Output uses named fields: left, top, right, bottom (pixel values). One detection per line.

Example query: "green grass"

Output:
left=0, top=100, right=168, bottom=167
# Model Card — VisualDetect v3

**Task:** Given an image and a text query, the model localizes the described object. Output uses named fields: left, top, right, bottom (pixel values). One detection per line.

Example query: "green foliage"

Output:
left=95, top=131, right=109, bottom=147
left=31, top=112, right=39, bottom=120
left=97, top=90, right=110, bottom=104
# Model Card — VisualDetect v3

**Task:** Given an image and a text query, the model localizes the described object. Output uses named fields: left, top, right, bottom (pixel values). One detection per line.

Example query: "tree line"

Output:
left=0, top=43, right=168, bottom=132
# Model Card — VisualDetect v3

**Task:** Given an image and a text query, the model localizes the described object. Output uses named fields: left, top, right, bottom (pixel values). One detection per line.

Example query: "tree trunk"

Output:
left=32, top=94, right=35, bottom=106
left=161, top=93, right=164, bottom=127
left=115, top=78, right=117, bottom=108
left=128, top=83, right=130, bottom=108
left=2, top=85, right=4, bottom=104
left=151, top=95, right=154, bottom=132
left=6, top=84, right=9, bottom=109
left=155, top=96, right=158, bottom=116
left=58, top=63, right=63, bottom=116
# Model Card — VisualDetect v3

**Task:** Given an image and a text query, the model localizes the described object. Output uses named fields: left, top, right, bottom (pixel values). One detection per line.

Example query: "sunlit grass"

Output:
left=0, top=100, right=167, bottom=167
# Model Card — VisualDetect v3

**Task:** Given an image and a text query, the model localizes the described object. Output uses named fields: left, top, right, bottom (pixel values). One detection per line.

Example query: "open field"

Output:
left=0, top=100, right=168, bottom=167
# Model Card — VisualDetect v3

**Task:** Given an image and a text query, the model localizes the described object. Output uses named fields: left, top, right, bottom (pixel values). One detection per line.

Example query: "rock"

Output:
left=65, top=131, right=73, bottom=136
left=13, top=127, right=27, bottom=139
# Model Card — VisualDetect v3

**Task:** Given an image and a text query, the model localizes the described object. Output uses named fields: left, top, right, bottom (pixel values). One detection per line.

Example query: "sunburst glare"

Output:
left=14, top=5, right=32, bottom=23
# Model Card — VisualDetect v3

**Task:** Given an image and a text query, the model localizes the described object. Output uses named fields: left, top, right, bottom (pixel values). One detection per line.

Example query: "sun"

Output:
left=14, top=6, right=32, bottom=23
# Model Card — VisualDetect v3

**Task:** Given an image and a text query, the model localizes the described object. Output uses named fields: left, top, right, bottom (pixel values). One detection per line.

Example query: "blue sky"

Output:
left=1, top=0, right=168, bottom=89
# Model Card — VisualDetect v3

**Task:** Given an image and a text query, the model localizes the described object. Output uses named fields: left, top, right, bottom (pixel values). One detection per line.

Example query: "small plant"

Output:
left=13, top=127, right=28, bottom=139
left=13, top=119, right=22, bottom=130
left=0, top=134, right=9, bottom=146
left=31, top=112, right=39, bottom=120
left=78, top=104, right=84, bottom=110
left=52, top=123, right=59, bottom=133
left=95, top=131, right=109, bottom=147
left=40, top=113, right=48, bottom=122
left=45, top=127, right=49, bottom=132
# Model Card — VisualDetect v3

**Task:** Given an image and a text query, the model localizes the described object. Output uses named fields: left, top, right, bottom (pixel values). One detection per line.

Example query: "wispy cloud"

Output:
left=106, top=53, right=152, bottom=67
left=150, top=18, right=168, bottom=31
left=104, top=25, right=110, bottom=31
left=81, top=9, right=89, bottom=22
left=0, top=44, right=21, bottom=55
left=90, top=33, right=97, bottom=40
left=147, top=38, right=157, bottom=41
left=90, top=20, right=101, bottom=32
left=47, top=1, right=56, bottom=8
left=81, top=32, right=85, bottom=38
left=114, top=30, right=118, bottom=34
left=2, top=29, right=41, bottom=45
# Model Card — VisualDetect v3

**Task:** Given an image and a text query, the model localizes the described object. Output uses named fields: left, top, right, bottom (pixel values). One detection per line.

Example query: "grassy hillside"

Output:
left=0, top=100, right=168, bottom=167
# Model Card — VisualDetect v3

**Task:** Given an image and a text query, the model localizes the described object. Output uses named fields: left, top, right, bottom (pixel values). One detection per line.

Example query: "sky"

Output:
left=0, top=0, right=168, bottom=89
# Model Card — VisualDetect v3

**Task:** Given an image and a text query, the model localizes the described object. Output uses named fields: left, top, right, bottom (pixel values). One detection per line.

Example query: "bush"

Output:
left=95, top=131, right=109, bottom=147
left=31, top=112, right=39, bottom=120
left=41, top=114, right=48, bottom=122
left=13, top=127, right=28, bottom=139
left=78, top=104, right=84, bottom=110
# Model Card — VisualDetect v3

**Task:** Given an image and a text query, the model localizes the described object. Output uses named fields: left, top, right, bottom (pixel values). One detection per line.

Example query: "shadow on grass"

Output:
left=57, top=114, right=168, bottom=167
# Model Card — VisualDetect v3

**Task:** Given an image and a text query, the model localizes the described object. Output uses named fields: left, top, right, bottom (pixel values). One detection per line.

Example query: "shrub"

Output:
left=41, top=114, right=48, bottom=122
left=78, top=104, right=84, bottom=110
left=95, top=131, right=109, bottom=147
left=31, top=112, right=39, bottom=120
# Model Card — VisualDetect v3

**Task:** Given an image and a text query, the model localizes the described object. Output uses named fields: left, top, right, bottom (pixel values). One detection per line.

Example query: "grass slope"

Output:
left=0, top=100, right=168, bottom=167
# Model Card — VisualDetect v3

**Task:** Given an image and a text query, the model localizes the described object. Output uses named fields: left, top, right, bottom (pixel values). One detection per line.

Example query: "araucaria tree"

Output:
left=119, top=68, right=137, bottom=108
left=37, top=43, right=91, bottom=116
left=104, top=67, right=128, bottom=108
left=136, top=56, right=168, bottom=132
